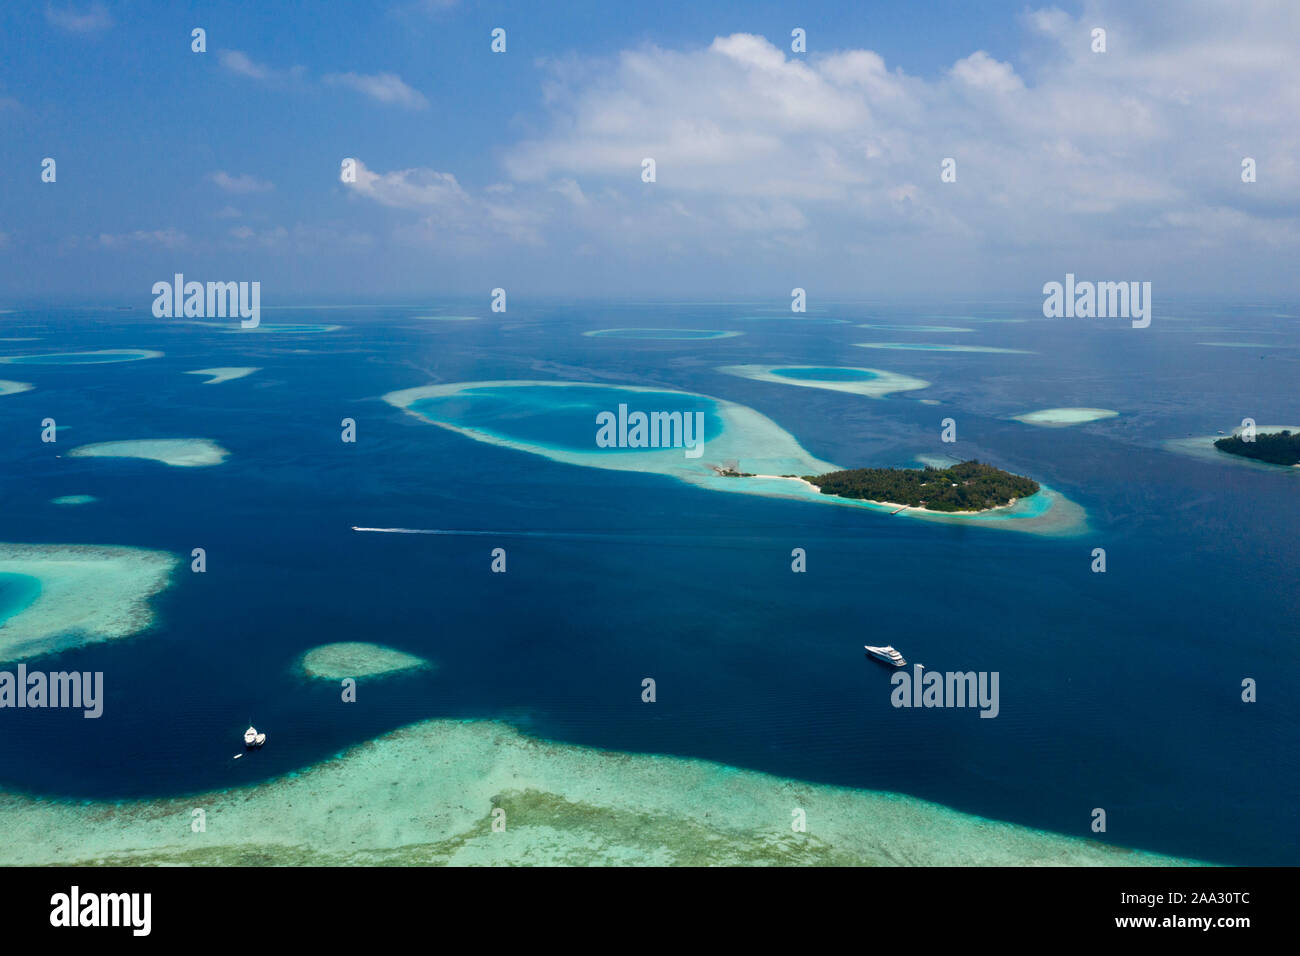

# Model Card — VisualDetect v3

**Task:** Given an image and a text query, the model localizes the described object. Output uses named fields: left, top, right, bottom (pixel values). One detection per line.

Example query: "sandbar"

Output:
left=298, top=642, right=432, bottom=680
left=50, top=495, right=97, bottom=506
left=718, top=364, right=930, bottom=399
left=185, top=367, right=259, bottom=385
left=1012, top=408, right=1119, bottom=427
left=68, top=439, right=230, bottom=468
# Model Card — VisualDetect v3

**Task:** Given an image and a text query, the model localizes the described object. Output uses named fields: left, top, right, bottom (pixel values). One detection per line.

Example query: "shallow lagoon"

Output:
left=1164, top=424, right=1300, bottom=470
left=0, top=543, right=177, bottom=662
left=855, top=342, right=1032, bottom=354
left=0, top=719, right=1196, bottom=866
left=388, top=380, right=1085, bottom=536
left=584, top=328, right=741, bottom=340
left=0, top=349, right=161, bottom=365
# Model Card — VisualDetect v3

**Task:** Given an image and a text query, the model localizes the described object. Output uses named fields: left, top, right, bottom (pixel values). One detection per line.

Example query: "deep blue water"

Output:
left=0, top=301, right=1297, bottom=865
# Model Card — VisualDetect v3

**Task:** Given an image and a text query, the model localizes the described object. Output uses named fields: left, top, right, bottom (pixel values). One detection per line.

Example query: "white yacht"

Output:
left=864, top=644, right=907, bottom=667
left=243, top=725, right=266, bottom=748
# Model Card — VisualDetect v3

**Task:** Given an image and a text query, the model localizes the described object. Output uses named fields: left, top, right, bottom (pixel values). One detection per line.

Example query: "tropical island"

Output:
left=1213, top=430, right=1300, bottom=466
left=800, top=460, right=1040, bottom=512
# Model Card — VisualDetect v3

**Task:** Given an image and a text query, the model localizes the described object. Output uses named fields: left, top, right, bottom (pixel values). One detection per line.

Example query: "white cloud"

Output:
left=324, top=72, right=429, bottom=109
left=489, top=5, right=1300, bottom=287
left=45, top=3, right=111, bottom=34
left=949, top=51, right=1024, bottom=94
left=98, top=228, right=186, bottom=249
left=218, top=50, right=305, bottom=84
left=342, top=159, right=550, bottom=246
left=210, top=171, right=274, bottom=194
left=343, top=159, right=469, bottom=210
left=550, top=178, right=589, bottom=206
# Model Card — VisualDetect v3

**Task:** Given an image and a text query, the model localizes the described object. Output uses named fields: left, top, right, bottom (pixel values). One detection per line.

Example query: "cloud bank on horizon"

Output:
left=2, top=0, right=1297, bottom=299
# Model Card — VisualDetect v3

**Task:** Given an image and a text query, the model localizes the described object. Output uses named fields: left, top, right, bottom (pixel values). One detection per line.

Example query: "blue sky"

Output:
left=2, top=0, right=1297, bottom=302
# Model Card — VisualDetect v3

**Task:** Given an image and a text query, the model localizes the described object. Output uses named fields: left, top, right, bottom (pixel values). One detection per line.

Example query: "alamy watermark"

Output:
left=1042, top=273, right=1151, bottom=328
left=151, top=273, right=260, bottom=327
left=596, top=403, right=706, bottom=458
left=50, top=886, right=150, bottom=936
left=890, top=665, right=999, bottom=718
left=0, top=665, right=103, bottom=718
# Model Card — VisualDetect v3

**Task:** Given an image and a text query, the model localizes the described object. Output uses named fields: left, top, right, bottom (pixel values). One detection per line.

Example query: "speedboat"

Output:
left=864, top=644, right=907, bottom=667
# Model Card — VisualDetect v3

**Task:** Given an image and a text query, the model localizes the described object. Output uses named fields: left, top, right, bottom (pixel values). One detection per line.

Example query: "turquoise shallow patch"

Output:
left=854, top=342, right=1032, bottom=354
left=584, top=328, right=740, bottom=340
left=0, top=349, right=161, bottom=365
left=410, top=384, right=724, bottom=454
left=0, top=572, right=42, bottom=625
left=51, top=495, right=97, bottom=506
left=770, top=367, right=880, bottom=382
left=386, top=380, right=1086, bottom=537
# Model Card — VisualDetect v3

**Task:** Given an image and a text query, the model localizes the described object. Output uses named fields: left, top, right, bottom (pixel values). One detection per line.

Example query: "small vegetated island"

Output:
left=1213, top=430, right=1300, bottom=466
left=800, top=460, right=1039, bottom=512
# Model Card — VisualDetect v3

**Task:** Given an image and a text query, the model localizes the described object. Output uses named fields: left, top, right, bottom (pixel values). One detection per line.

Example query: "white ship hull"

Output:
left=864, top=645, right=907, bottom=667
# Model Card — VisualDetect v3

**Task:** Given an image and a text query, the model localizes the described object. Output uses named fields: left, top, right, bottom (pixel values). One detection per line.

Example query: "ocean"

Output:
left=0, top=300, right=1296, bottom=864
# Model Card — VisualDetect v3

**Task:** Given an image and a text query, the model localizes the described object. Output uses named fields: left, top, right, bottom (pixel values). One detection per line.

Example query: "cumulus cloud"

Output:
left=218, top=50, right=305, bottom=84
left=97, top=228, right=186, bottom=249
left=342, top=159, right=549, bottom=246
left=210, top=171, right=274, bottom=194
left=225, top=223, right=374, bottom=251
left=343, top=160, right=469, bottom=209
left=288, top=2, right=1298, bottom=294
left=45, top=3, right=111, bottom=34
left=489, top=3, right=1300, bottom=287
left=324, top=72, right=429, bottom=109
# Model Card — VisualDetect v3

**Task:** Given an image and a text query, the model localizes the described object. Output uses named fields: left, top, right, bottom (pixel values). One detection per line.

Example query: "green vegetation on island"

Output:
left=802, top=460, right=1040, bottom=512
left=1213, top=430, right=1300, bottom=466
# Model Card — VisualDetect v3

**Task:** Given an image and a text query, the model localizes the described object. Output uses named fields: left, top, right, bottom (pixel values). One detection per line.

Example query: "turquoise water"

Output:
left=855, top=343, right=1031, bottom=353
left=0, top=573, right=41, bottom=624
left=0, top=350, right=155, bottom=364
left=238, top=324, right=336, bottom=333
left=585, top=328, right=737, bottom=340
left=2, top=302, right=1298, bottom=866
left=770, top=367, right=880, bottom=382
left=408, top=384, right=726, bottom=453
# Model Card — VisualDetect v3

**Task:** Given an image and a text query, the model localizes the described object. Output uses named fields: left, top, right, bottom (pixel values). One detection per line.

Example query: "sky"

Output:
left=1, top=0, right=1298, bottom=302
